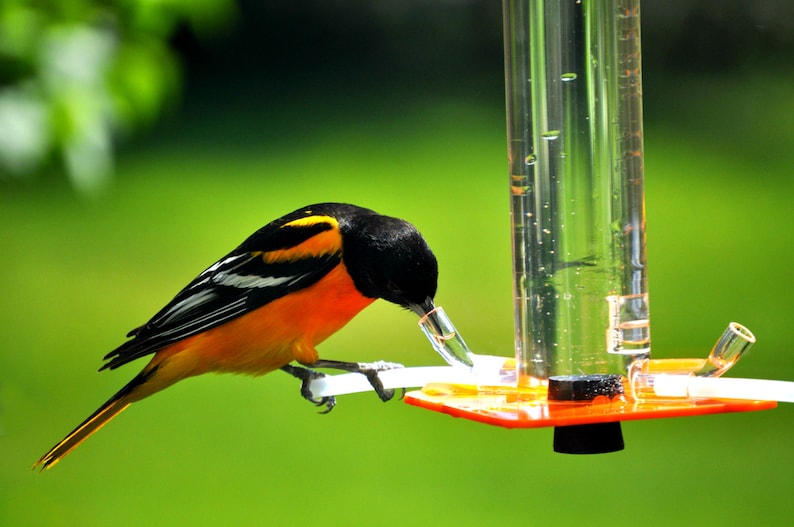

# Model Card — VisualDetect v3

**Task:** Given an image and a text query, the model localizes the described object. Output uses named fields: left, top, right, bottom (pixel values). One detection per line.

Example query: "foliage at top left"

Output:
left=0, top=0, right=235, bottom=194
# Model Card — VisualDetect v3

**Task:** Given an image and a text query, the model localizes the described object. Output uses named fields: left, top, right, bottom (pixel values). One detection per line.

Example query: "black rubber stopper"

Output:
left=548, top=374, right=625, bottom=454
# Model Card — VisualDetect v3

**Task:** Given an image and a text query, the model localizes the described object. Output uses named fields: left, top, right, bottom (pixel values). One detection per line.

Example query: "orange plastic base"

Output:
left=404, top=382, right=777, bottom=429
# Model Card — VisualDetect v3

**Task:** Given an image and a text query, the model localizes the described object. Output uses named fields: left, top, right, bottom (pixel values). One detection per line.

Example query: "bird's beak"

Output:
left=409, top=297, right=435, bottom=318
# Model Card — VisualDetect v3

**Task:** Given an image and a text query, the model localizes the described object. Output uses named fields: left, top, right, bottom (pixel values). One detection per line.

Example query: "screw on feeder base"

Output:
left=548, top=375, right=625, bottom=454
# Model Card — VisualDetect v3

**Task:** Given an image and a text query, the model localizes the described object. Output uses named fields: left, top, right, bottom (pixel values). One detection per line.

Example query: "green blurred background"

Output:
left=2, top=1, right=793, bottom=525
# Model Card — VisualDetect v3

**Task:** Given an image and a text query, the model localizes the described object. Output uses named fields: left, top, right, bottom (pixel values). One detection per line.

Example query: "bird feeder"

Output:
left=311, top=0, right=785, bottom=452
left=402, top=0, right=777, bottom=453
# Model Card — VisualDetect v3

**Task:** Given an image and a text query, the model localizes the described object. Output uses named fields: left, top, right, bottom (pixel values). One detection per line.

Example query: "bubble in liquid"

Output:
left=561, top=72, right=578, bottom=82
left=525, top=154, right=537, bottom=165
left=541, top=130, right=560, bottom=140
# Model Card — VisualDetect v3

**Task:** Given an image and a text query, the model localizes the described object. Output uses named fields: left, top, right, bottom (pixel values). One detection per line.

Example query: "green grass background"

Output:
left=2, top=63, right=793, bottom=525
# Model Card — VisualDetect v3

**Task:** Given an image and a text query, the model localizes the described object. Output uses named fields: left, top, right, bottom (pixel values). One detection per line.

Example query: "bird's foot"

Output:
left=280, top=364, right=337, bottom=413
left=355, top=361, right=405, bottom=402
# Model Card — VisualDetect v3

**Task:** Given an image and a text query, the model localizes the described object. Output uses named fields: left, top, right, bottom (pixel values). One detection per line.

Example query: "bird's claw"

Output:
left=281, top=364, right=337, bottom=413
left=301, top=375, right=336, bottom=413
left=312, top=394, right=337, bottom=414
left=354, top=361, right=405, bottom=402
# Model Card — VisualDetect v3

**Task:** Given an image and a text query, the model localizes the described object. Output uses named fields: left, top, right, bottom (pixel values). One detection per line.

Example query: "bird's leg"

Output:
left=308, top=359, right=405, bottom=402
left=280, top=364, right=336, bottom=413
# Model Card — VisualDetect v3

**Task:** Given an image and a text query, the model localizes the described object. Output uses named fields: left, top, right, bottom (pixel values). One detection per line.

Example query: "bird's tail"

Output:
left=34, top=370, right=151, bottom=471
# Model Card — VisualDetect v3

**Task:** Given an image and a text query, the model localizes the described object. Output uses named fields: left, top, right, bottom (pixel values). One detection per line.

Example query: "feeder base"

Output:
left=404, top=382, right=776, bottom=429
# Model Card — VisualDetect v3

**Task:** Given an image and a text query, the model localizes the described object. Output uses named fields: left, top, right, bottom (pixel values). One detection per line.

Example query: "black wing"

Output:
left=101, top=215, right=343, bottom=371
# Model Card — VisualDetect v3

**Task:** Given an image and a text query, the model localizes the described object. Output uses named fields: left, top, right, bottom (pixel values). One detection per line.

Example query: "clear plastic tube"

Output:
left=652, top=376, right=794, bottom=403
left=504, top=0, right=650, bottom=383
left=308, top=367, right=478, bottom=398
left=418, top=306, right=518, bottom=386
left=695, top=322, right=756, bottom=377
left=630, top=322, right=758, bottom=400
left=418, top=306, right=475, bottom=368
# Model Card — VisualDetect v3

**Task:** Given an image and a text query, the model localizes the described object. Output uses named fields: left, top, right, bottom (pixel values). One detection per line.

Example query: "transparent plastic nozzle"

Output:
left=418, top=306, right=475, bottom=369
left=695, top=322, right=756, bottom=377
left=628, top=322, right=786, bottom=402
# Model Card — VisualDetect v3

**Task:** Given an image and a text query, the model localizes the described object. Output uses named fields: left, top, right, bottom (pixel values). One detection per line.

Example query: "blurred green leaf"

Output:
left=0, top=84, right=49, bottom=174
left=0, top=0, right=235, bottom=192
left=108, top=37, right=179, bottom=129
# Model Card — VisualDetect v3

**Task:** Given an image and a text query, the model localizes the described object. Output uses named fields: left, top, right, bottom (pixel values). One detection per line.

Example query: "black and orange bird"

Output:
left=35, top=203, right=438, bottom=470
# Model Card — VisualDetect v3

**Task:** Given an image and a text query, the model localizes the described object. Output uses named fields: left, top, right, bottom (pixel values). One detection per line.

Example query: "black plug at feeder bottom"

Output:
left=547, top=374, right=625, bottom=454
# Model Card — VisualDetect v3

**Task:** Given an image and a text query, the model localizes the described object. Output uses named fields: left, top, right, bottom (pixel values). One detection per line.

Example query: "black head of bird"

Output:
left=338, top=207, right=438, bottom=317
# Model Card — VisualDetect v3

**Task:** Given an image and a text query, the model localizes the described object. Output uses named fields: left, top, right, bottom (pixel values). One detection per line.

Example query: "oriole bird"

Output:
left=35, top=203, right=438, bottom=470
